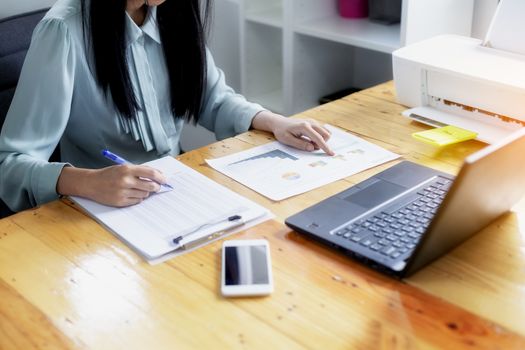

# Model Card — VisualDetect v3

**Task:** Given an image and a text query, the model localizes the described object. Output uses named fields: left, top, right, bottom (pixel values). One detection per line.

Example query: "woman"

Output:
left=0, top=0, right=334, bottom=211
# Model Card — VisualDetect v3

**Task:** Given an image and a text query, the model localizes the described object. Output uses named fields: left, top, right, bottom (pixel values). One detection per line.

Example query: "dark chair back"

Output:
left=0, top=8, right=55, bottom=218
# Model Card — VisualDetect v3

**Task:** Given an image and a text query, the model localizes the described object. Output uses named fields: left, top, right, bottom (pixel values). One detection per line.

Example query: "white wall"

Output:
left=0, top=0, right=56, bottom=19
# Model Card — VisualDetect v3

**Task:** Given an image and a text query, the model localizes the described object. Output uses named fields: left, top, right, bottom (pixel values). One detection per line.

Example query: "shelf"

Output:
left=294, top=16, right=401, bottom=54
left=249, top=89, right=284, bottom=114
left=244, top=21, right=282, bottom=113
left=245, top=6, right=283, bottom=28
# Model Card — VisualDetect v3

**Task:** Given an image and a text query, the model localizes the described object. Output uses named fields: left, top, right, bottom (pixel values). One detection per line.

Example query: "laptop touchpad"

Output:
left=345, top=180, right=406, bottom=210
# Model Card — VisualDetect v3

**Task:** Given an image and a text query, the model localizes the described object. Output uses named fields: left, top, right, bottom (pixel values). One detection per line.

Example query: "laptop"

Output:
left=285, top=128, right=525, bottom=277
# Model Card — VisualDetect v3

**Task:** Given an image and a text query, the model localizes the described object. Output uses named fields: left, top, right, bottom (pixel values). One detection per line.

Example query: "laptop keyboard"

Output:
left=333, top=177, right=453, bottom=261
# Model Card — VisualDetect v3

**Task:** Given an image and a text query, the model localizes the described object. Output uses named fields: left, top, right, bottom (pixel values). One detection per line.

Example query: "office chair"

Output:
left=0, top=8, right=57, bottom=218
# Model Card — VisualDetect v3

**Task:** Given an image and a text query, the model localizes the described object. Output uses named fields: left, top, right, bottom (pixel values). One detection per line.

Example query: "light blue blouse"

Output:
left=0, top=0, right=263, bottom=211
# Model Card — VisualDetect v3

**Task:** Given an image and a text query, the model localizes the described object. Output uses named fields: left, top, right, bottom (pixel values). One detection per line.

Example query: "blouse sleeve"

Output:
left=0, top=18, right=75, bottom=211
left=197, top=49, right=265, bottom=140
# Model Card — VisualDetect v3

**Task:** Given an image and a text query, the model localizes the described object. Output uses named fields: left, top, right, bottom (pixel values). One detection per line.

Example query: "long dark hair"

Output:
left=81, top=0, right=211, bottom=123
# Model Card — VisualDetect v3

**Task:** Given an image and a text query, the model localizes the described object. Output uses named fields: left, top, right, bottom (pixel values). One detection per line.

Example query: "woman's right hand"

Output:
left=57, top=164, right=168, bottom=207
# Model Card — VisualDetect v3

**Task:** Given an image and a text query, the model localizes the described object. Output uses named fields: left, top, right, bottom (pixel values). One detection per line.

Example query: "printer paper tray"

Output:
left=403, top=106, right=522, bottom=144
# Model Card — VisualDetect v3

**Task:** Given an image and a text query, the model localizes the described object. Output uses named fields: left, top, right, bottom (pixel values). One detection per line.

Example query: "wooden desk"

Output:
left=1, top=82, right=524, bottom=349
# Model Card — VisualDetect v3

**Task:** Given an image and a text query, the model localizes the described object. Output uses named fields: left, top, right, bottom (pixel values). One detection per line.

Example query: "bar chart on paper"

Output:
left=206, top=125, right=400, bottom=200
left=229, top=149, right=299, bottom=165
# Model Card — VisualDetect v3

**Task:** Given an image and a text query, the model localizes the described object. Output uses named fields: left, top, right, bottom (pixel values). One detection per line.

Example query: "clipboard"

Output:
left=71, top=157, right=271, bottom=264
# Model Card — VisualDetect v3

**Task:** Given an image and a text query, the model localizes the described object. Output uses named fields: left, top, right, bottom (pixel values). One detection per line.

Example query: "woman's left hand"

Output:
left=251, top=111, right=335, bottom=156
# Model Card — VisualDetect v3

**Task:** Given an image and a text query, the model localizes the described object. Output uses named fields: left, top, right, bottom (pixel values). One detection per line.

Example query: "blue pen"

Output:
left=102, top=149, right=173, bottom=190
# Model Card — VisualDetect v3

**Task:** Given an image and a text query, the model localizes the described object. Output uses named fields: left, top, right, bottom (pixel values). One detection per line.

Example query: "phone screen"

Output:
left=224, top=245, right=269, bottom=285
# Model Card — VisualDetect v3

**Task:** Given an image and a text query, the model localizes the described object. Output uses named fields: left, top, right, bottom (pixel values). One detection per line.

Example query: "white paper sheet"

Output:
left=483, top=0, right=525, bottom=55
left=206, top=125, right=400, bottom=201
left=72, top=157, right=270, bottom=262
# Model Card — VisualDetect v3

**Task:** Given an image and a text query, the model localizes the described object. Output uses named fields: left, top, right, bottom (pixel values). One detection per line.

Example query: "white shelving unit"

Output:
left=243, top=21, right=284, bottom=113
left=240, top=0, right=474, bottom=115
left=245, top=0, right=283, bottom=28
left=294, top=17, right=401, bottom=53
left=291, top=0, right=402, bottom=54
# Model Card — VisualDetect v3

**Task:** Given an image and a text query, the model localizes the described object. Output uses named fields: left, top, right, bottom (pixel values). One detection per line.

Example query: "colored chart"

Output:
left=281, top=172, right=301, bottom=181
left=229, top=149, right=298, bottom=166
left=206, top=125, right=400, bottom=201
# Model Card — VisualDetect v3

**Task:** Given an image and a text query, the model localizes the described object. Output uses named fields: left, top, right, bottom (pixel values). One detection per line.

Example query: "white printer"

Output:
left=392, top=0, right=525, bottom=143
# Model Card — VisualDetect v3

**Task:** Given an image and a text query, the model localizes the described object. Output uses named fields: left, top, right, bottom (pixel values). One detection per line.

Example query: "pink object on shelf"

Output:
left=339, top=0, right=368, bottom=18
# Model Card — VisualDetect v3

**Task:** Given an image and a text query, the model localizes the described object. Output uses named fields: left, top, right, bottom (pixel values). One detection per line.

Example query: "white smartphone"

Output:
left=221, top=239, right=274, bottom=297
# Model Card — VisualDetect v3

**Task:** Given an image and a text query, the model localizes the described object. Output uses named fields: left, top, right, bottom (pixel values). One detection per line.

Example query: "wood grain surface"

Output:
left=1, top=82, right=524, bottom=349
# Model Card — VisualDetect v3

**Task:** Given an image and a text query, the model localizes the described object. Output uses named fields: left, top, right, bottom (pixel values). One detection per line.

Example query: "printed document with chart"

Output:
left=206, top=125, right=400, bottom=201
left=71, top=157, right=270, bottom=264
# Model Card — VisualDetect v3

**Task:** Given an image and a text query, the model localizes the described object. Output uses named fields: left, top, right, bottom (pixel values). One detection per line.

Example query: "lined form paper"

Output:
left=72, top=157, right=270, bottom=263
left=118, top=172, right=246, bottom=240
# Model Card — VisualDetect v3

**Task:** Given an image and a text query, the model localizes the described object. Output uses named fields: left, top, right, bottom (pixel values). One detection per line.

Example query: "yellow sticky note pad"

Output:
left=412, top=125, right=477, bottom=147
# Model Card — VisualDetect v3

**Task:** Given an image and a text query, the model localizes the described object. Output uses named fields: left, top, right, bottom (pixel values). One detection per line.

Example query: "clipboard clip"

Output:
left=171, top=215, right=244, bottom=250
